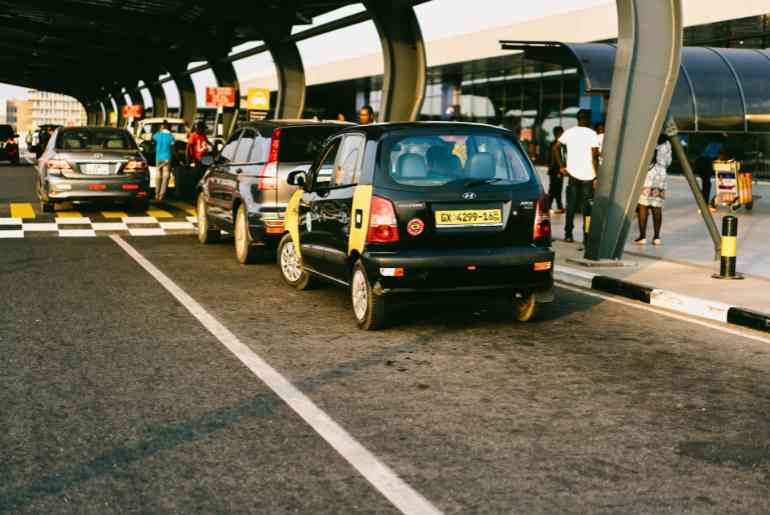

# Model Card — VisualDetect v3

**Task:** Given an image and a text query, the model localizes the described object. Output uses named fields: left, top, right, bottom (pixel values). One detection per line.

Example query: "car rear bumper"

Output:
left=45, top=175, right=150, bottom=201
left=362, top=246, right=555, bottom=295
left=246, top=209, right=286, bottom=243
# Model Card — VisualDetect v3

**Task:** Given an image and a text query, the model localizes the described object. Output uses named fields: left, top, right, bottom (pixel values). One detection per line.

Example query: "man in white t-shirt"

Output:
left=554, top=110, right=600, bottom=242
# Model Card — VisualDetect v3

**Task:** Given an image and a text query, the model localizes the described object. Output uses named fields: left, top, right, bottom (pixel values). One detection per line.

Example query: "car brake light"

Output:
left=367, top=195, right=400, bottom=243
left=124, top=159, right=148, bottom=172
left=533, top=192, right=551, bottom=245
left=258, top=128, right=282, bottom=191
left=47, top=157, right=73, bottom=176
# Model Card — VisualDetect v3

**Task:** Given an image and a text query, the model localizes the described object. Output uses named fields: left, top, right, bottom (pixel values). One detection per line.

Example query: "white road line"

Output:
left=110, top=235, right=443, bottom=515
left=59, top=229, right=96, bottom=237
left=128, top=228, right=166, bottom=237
left=556, top=282, right=770, bottom=346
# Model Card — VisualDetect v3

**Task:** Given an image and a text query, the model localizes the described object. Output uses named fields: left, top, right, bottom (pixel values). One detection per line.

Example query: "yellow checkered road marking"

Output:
left=10, top=203, right=35, bottom=220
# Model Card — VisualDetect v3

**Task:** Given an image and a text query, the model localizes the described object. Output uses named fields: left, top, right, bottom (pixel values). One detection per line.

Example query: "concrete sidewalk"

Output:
left=543, top=173, right=770, bottom=280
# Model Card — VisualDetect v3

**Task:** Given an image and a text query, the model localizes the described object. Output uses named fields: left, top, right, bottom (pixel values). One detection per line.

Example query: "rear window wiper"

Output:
left=464, top=178, right=504, bottom=188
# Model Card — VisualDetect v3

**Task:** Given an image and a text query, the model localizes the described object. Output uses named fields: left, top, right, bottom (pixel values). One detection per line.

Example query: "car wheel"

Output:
left=197, top=192, right=220, bottom=244
left=351, top=260, right=389, bottom=331
left=513, top=293, right=538, bottom=322
left=278, top=233, right=313, bottom=290
left=40, top=200, right=55, bottom=213
left=234, top=204, right=260, bottom=264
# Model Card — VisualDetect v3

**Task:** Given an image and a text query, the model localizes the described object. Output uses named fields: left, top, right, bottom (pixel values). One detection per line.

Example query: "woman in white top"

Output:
left=635, top=134, right=672, bottom=246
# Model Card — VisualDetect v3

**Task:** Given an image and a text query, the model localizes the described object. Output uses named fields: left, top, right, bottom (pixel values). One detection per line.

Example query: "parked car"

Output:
left=36, top=127, right=150, bottom=211
left=277, top=122, right=555, bottom=330
left=0, top=124, right=20, bottom=165
left=132, top=117, right=190, bottom=193
left=196, top=120, right=351, bottom=264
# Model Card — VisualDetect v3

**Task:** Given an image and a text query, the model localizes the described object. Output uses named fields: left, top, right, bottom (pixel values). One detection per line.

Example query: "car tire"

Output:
left=197, top=192, right=220, bottom=244
left=234, top=204, right=261, bottom=264
left=278, top=233, right=313, bottom=290
left=351, top=260, right=389, bottom=331
left=513, top=293, right=539, bottom=322
left=40, top=200, right=55, bottom=213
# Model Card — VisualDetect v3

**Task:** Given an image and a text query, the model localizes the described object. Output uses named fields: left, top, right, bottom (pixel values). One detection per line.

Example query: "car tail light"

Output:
left=122, top=184, right=140, bottom=190
left=258, top=128, right=282, bottom=191
left=47, top=157, right=73, bottom=176
left=533, top=192, right=551, bottom=246
left=124, top=159, right=148, bottom=172
left=367, top=195, right=400, bottom=243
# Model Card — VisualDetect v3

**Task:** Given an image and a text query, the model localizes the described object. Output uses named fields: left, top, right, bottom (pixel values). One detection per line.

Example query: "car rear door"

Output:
left=206, top=130, right=242, bottom=226
left=312, top=133, right=366, bottom=280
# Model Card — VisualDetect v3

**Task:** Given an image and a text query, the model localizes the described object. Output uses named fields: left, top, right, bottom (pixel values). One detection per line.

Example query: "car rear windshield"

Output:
left=59, top=129, right=137, bottom=151
left=0, top=125, right=14, bottom=139
left=379, top=130, right=533, bottom=188
left=276, top=126, right=342, bottom=163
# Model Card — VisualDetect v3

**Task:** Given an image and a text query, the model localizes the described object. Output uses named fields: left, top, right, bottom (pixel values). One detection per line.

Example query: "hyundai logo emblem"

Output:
left=462, top=192, right=477, bottom=200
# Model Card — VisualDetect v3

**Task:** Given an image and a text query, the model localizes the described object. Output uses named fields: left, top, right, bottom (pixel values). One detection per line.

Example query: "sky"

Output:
left=0, top=0, right=610, bottom=112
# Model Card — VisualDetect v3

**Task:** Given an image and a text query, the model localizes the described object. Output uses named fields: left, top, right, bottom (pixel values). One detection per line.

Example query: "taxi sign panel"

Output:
left=247, top=87, right=271, bottom=110
left=205, top=87, right=237, bottom=108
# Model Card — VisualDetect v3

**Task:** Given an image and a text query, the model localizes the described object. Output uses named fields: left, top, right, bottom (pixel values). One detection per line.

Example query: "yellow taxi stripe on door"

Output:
left=348, top=185, right=373, bottom=255
left=146, top=209, right=173, bottom=218
left=10, top=203, right=36, bottom=220
left=285, top=190, right=303, bottom=259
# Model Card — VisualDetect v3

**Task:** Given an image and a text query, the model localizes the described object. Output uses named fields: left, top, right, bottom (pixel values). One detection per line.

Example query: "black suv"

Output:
left=278, top=122, right=555, bottom=330
left=196, top=120, right=350, bottom=264
left=0, top=124, right=20, bottom=165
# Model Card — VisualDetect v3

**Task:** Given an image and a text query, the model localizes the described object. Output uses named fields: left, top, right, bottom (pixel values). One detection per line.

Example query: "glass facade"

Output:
left=302, top=13, right=770, bottom=176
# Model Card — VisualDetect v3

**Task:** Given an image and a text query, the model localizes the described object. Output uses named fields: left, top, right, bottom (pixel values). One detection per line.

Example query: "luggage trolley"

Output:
left=713, top=160, right=753, bottom=212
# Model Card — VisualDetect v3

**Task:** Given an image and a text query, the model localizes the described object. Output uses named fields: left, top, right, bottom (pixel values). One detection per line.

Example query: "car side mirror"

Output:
left=200, top=155, right=214, bottom=167
left=287, top=170, right=307, bottom=188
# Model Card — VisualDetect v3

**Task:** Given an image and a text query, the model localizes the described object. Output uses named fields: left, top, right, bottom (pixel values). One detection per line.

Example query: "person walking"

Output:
left=554, top=109, right=600, bottom=243
left=547, top=126, right=565, bottom=213
left=358, top=105, right=375, bottom=125
left=153, top=120, right=175, bottom=202
left=634, top=134, right=672, bottom=245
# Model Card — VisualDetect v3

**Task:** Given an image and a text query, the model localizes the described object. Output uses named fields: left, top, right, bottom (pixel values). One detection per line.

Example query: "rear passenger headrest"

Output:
left=397, top=153, right=427, bottom=179
left=466, top=152, right=496, bottom=179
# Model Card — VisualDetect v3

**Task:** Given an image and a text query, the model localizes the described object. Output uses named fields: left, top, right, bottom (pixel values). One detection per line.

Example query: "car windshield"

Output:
left=59, top=129, right=137, bottom=151
left=379, top=130, right=532, bottom=188
left=142, top=123, right=188, bottom=135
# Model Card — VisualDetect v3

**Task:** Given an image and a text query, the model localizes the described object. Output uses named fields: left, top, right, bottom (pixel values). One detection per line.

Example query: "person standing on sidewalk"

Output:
left=547, top=126, right=565, bottom=213
left=634, top=134, right=672, bottom=246
left=554, top=110, right=600, bottom=243
left=153, top=120, right=175, bottom=202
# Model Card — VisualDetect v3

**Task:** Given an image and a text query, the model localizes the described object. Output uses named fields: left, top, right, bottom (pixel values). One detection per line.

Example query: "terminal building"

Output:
left=241, top=2, right=770, bottom=174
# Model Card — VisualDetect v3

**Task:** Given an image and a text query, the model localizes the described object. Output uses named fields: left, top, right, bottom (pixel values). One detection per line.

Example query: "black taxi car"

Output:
left=277, top=122, right=555, bottom=330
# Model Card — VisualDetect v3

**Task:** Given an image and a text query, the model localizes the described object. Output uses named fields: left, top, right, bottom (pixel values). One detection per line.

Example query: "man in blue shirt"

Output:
left=153, top=120, right=175, bottom=201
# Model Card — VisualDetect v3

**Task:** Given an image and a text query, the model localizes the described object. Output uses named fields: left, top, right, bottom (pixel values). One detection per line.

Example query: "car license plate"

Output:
left=83, top=163, right=111, bottom=175
left=435, top=209, right=503, bottom=227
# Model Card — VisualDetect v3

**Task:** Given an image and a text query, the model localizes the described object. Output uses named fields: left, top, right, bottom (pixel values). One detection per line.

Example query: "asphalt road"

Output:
left=2, top=163, right=770, bottom=514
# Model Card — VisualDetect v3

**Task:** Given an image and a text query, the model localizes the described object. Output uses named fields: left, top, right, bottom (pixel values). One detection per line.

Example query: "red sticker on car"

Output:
left=407, top=218, right=425, bottom=237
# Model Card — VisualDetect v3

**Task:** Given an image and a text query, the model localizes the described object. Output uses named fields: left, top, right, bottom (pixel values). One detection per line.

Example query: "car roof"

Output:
left=238, top=119, right=353, bottom=130
left=332, top=121, right=514, bottom=138
left=62, top=126, right=130, bottom=133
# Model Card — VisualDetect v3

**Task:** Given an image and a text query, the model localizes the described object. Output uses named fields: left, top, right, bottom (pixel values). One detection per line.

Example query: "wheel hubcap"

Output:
left=281, top=241, right=302, bottom=282
left=352, top=270, right=368, bottom=321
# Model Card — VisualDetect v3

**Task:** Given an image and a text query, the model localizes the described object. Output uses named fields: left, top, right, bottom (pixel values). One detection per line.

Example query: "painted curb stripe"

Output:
left=554, top=265, right=770, bottom=335
left=727, top=308, right=770, bottom=333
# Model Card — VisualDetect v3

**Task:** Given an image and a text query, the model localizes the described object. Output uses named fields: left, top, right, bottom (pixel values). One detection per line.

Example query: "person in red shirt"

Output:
left=186, top=122, right=210, bottom=164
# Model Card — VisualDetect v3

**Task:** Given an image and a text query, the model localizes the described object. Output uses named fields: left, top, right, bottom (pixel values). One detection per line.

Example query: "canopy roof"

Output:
left=0, top=0, right=358, bottom=98
left=502, top=41, right=770, bottom=133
